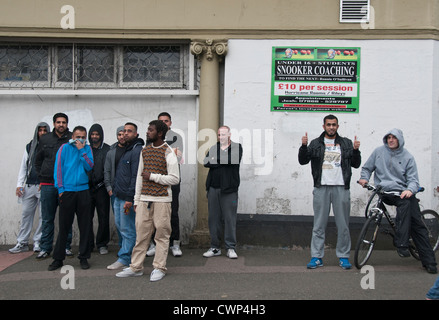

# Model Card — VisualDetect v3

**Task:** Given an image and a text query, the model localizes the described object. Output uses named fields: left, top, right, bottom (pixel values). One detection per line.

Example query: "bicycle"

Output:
left=354, top=183, right=439, bottom=269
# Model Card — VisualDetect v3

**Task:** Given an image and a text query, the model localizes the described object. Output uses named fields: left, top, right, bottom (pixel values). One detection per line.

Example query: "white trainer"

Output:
left=170, top=240, right=182, bottom=257
left=150, top=268, right=166, bottom=282
left=227, top=249, right=238, bottom=259
left=116, top=267, right=143, bottom=278
left=107, top=260, right=127, bottom=270
left=146, top=243, right=156, bottom=257
left=203, top=248, right=221, bottom=258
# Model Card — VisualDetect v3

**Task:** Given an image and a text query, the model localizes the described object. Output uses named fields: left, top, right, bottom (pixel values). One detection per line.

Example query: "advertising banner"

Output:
left=271, top=47, right=360, bottom=113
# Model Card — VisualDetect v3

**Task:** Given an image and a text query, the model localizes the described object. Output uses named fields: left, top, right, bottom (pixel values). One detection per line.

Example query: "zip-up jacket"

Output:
left=113, top=137, right=145, bottom=202
left=35, top=129, right=72, bottom=184
left=204, top=141, right=243, bottom=193
left=298, top=132, right=361, bottom=190
left=54, top=142, right=94, bottom=194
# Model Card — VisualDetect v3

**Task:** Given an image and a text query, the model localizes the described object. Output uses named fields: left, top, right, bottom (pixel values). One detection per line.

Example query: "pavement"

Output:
left=0, top=244, right=438, bottom=305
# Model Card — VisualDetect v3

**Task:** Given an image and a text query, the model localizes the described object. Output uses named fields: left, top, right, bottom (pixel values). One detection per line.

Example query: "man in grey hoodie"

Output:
left=359, top=128, right=437, bottom=273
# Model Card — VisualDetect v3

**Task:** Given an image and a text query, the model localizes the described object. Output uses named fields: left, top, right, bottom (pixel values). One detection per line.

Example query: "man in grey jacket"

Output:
left=104, top=126, right=125, bottom=248
left=359, top=128, right=437, bottom=273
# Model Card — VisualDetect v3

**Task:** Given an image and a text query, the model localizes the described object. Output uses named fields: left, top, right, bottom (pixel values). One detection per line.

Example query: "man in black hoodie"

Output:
left=88, top=124, right=111, bottom=255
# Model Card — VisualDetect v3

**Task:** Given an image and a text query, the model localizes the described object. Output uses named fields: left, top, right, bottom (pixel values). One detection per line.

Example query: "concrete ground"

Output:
left=0, top=244, right=437, bottom=303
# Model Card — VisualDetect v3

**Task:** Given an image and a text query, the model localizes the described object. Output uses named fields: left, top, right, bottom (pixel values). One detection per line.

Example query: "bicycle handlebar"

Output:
left=357, top=181, right=424, bottom=194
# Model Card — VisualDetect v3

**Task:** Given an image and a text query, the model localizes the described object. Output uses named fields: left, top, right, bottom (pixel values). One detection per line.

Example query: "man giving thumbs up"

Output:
left=298, top=114, right=361, bottom=270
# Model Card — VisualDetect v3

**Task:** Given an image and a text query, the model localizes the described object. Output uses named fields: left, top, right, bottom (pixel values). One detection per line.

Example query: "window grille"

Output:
left=0, top=45, right=50, bottom=87
left=0, top=43, right=192, bottom=90
left=339, top=0, right=369, bottom=23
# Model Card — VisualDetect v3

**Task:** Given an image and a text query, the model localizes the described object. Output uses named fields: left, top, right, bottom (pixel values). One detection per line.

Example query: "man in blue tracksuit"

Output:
left=48, top=126, right=94, bottom=271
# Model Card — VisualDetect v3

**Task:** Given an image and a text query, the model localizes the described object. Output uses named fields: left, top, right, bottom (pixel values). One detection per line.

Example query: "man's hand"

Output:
left=302, top=132, right=308, bottom=146
left=124, top=201, right=133, bottom=214
left=353, top=136, right=360, bottom=150
left=400, top=190, right=413, bottom=199
left=16, top=187, right=23, bottom=197
left=358, top=179, right=368, bottom=187
left=142, top=171, right=151, bottom=180
left=74, top=139, right=85, bottom=150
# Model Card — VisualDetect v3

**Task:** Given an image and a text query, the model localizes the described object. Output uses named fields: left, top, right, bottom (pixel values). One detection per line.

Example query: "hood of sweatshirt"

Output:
left=89, top=123, right=104, bottom=148
left=383, top=128, right=405, bottom=153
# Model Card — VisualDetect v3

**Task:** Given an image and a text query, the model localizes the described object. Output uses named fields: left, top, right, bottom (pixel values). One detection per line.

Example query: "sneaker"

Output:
left=9, top=243, right=29, bottom=254
left=339, top=258, right=352, bottom=270
left=146, top=243, right=156, bottom=257
left=170, top=240, right=182, bottom=257
left=65, top=249, right=74, bottom=257
left=99, top=246, right=109, bottom=255
left=226, top=248, right=238, bottom=259
left=36, top=250, right=50, bottom=260
left=397, top=247, right=410, bottom=258
left=150, top=268, right=166, bottom=282
left=48, top=259, right=63, bottom=271
left=33, top=243, right=41, bottom=252
left=203, top=248, right=221, bottom=258
left=107, top=260, right=127, bottom=270
left=307, top=257, right=323, bottom=269
left=116, top=267, right=143, bottom=278
left=80, top=259, right=90, bottom=270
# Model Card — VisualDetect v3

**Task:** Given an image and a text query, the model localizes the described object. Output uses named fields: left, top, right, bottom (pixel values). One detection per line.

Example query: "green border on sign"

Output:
left=271, top=46, right=361, bottom=113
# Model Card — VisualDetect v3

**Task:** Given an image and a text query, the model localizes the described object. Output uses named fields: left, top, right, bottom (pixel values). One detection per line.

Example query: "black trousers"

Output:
left=53, top=190, right=92, bottom=261
left=170, top=183, right=180, bottom=243
left=89, top=186, right=110, bottom=249
left=383, top=194, right=437, bottom=266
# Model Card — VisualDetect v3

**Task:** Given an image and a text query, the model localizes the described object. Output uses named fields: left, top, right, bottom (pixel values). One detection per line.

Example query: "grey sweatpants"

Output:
left=207, top=187, right=238, bottom=250
left=311, top=186, right=351, bottom=259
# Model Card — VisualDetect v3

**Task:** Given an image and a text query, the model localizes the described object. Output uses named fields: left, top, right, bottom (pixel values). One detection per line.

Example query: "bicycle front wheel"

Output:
left=364, top=190, right=380, bottom=218
left=354, top=213, right=381, bottom=269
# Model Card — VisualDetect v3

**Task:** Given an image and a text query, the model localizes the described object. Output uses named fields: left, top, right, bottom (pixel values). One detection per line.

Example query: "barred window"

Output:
left=123, top=46, right=182, bottom=87
left=0, top=45, right=49, bottom=87
left=0, top=43, right=191, bottom=90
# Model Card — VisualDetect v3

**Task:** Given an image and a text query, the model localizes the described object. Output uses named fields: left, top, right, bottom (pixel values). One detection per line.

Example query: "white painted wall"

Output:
left=224, top=39, right=439, bottom=217
left=0, top=94, right=198, bottom=245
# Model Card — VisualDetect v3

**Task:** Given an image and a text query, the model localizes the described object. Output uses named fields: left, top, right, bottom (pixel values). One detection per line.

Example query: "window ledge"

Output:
left=0, top=89, right=199, bottom=96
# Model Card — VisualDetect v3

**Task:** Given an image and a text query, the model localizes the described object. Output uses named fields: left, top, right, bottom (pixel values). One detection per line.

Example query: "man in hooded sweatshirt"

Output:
left=88, top=123, right=111, bottom=255
left=359, top=128, right=437, bottom=274
left=9, top=122, right=50, bottom=253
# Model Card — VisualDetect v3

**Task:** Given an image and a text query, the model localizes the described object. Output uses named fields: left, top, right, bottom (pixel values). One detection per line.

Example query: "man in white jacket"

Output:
left=9, top=122, right=50, bottom=253
left=116, top=120, right=179, bottom=281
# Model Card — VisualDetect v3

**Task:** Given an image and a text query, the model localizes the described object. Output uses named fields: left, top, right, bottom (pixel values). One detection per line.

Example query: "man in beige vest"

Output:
left=115, top=120, right=179, bottom=282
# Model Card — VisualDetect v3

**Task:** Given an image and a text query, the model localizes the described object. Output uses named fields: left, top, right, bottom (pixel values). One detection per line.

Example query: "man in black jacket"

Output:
left=299, top=114, right=361, bottom=270
left=203, top=126, right=242, bottom=259
left=88, top=123, right=111, bottom=255
left=34, top=112, right=73, bottom=260
left=107, top=122, right=145, bottom=270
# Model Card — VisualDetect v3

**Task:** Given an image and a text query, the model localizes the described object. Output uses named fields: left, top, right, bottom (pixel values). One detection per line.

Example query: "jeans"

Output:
left=110, top=194, right=122, bottom=248
left=114, top=196, right=136, bottom=265
left=427, top=276, right=439, bottom=299
left=40, top=185, right=72, bottom=253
